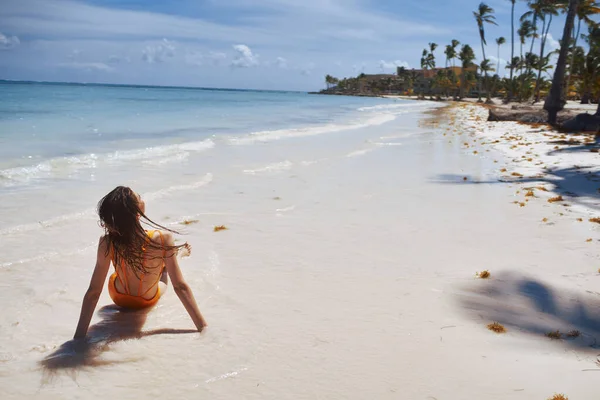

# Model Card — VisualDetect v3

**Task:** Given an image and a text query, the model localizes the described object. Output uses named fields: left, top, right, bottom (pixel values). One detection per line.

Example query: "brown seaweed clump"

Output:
left=213, top=225, right=228, bottom=232
left=476, top=270, right=491, bottom=279
left=587, top=238, right=593, bottom=243
left=536, top=186, right=548, bottom=191
left=577, top=218, right=583, bottom=222
left=500, top=168, right=507, bottom=173
left=542, top=218, right=548, bottom=223
left=525, top=190, right=535, bottom=197
left=590, top=217, right=600, bottom=224
left=548, top=196, right=563, bottom=203
left=511, top=172, right=523, bottom=177
left=566, top=330, right=581, bottom=338
left=180, top=219, right=199, bottom=225
left=545, top=330, right=562, bottom=340
left=548, top=394, right=569, bottom=400
left=487, top=322, right=506, bottom=333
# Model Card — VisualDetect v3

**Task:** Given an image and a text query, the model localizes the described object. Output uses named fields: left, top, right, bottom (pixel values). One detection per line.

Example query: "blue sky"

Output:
left=0, top=0, right=570, bottom=91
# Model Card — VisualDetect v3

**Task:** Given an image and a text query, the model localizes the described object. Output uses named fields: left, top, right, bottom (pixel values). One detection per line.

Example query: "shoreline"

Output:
left=446, top=102, right=600, bottom=215
left=2, top=94, right=600, bottom=399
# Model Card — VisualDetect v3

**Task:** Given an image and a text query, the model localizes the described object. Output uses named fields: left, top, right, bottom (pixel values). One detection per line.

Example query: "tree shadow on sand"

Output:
left=39, top=305, right=197, bottom=382
left=457, top=271, right=600, bottom=352
left=434, top=167, right=600, bottom=210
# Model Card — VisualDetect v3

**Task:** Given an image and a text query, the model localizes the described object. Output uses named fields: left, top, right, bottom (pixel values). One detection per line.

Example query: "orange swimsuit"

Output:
left=108, top=230, right=165, bottom=309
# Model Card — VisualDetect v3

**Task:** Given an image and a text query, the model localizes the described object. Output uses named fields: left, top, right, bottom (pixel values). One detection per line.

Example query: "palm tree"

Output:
left=451, top=39, right=461, bottom=67
left=473, top=2, right=498, bottom=102
left=496, top=37, right=506, bottom=76
left=458, top=44, right=476, bottom=99
left=517, top=19, right=535, bottom=99
left=579, top=25, right=600, bottom=103
left=429, top=42, right=438, bottom=69
left=533, top=1, right=563, bottom=102
left=445, top=45, right=454, bottom=68
left=521, top=1, right=542, bottom=62
left=325, top=74, right=333, bottom=90
left=544, top=0, right=580, bottom=125
left=566, top=0, right=600, bottom=96
left=508, top=0, right=517, bottom=99
left=518, top=19, right=535, bottom=68
left=480, top=59, right=497, bottom=97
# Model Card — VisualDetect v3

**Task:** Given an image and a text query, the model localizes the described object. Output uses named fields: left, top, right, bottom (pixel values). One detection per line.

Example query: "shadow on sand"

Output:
left=457, top=271, right=600, bottom=352
left=434, top=166, right=600, bottom=210
left=40, top=305, right=196, bottom=380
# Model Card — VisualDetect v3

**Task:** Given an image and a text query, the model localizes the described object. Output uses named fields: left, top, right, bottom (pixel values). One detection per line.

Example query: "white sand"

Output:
left=2, top=103, right=600, bottom=399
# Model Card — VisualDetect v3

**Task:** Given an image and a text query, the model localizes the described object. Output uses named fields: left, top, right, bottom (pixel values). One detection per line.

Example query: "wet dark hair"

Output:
left=98, top=186, right=183, bottom=277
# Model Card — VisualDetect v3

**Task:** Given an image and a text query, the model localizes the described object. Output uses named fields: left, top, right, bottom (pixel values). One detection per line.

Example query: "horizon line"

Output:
left=0, top=79, right=307, bottom=94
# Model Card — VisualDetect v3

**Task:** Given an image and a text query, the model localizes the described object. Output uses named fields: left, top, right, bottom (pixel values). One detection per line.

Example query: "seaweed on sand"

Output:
left=213, top=225, right=228, bottom=232
left=566, top=330, right=581, bottom=338
left=548, top=196, right=563, bottom=203
left=547, top=394, right=568, bottom=400
left=487, top=322, right=506, bottom=333
left=476, top=270, right=491, bottom=279
left=545, top=330, right=562, bottom=340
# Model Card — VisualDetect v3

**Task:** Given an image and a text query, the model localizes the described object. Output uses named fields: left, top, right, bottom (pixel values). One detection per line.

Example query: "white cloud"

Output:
left=0, top=32, right=20, bottom=50
left=56, top=62, right=114, bottom=72
left=231, top=44, right=258, bottom=68
left=544, top=33, right=560, bottom=51
left=184, top=50, right=228, bottom=67
left=275, top=57, right=287, bottom=68
left=379, top=59, right=409, bottom=72
left=142, top=39, right=175, bottom=64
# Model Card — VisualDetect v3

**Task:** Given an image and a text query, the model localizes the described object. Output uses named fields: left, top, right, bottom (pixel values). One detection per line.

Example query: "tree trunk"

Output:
left=524, top=12, right=539, bottom=92
left=534, top=15, right=552, bottom=103
left=581, top=91, right=591, bottom=104
left=544, top=0, right=579, bottom=125
left=497, top=45, right=501, bottom=79
left=509, top=0, right=515, bottom=94
left=565, top=18, right=582, bottom=98
left=480, top=38, right=489, bottom=102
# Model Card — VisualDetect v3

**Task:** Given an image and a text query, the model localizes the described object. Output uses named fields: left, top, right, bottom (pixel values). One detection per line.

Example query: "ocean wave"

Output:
left=0, top=139, right=215, bottom=186
left=228, top=114, right=396, bottom=145
left=0, top=174, right=213, bottom=236
left=143, top=173, right=213, bottom=200
left=346, top=148, right=376, bottom=158
left=357, top=101, right=433, bottom=112
left=243, top=161, right=293, bottom=174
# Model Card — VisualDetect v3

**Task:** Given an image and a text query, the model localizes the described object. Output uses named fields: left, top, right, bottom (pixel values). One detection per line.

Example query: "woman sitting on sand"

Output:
left=73, top=186, right=207, bottom=339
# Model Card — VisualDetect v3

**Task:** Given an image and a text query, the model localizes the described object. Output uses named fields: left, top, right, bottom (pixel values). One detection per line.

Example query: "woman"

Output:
left=73, top=186, right=207, bottom=339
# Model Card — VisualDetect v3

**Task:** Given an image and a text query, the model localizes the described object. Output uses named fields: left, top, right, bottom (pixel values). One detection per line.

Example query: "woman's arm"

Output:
left=73, top=237, right=111, bottom=339
left=163, top=233, right=207, bottom=331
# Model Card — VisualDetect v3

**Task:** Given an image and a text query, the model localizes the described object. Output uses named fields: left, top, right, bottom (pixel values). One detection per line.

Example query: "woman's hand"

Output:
left=178, top=242, right=192, bottom=258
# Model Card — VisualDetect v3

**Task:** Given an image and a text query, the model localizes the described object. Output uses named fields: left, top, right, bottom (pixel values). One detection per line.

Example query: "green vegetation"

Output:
left=321, top=0, right=600, bottom=124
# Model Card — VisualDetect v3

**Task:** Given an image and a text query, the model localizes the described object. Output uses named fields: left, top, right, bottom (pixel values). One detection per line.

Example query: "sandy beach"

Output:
left=2, top=93, right=600, bottom=399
